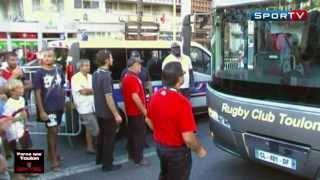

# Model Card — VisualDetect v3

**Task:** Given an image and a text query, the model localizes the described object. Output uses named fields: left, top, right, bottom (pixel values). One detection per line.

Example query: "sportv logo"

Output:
left=251, top=10, right=308, bottom=21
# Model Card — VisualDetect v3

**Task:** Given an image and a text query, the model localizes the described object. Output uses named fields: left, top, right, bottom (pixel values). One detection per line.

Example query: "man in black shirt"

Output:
left=92, top=50, right=123, bottom=171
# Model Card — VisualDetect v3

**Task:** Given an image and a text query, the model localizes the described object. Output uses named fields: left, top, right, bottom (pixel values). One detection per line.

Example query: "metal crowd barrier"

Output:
left=21, top=65, right=82, bottom=137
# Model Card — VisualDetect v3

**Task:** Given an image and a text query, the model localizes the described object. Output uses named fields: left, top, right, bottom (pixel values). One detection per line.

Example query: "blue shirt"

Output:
left=34, top=67, right=65, bottom=112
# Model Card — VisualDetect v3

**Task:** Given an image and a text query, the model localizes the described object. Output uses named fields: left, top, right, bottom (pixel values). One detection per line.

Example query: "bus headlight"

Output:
left=208, top=107, right=231, bottom=129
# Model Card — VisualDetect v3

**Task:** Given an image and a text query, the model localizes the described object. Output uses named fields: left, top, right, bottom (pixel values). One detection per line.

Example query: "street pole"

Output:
left=173, top=0, right=176, bottom=41
left=137, top=0, right=143, bottom=40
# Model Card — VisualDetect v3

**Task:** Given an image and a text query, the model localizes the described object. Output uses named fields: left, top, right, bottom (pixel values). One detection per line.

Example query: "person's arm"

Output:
left=145, top=116, right=153, bottom=131
left=179, top=100, right=207, bottom=158
left=35, top=89, right=48, bottom=121
left=144, top=68, right=153, bottom=96
left=103, top=73, right=122, bottom=123
left=189, top=69, right=194, bottom=88
left=188, top=56, right=195, bottom=88
left=0, top=155, right=7, bottom=173
left=182, top=132, right=207, bottom=158
left=34, top=71, right=48, bottom=121
left=10, top=67, right=23, bottom=80
left=132, top=93, right=147, bottom=116
left=79, top=88, right=93, bottom=95
left=105, top=94, right=122, bottom=123
left=71, top=76, right=92, bottom=96
left=0, top=116, right=14, bottom=134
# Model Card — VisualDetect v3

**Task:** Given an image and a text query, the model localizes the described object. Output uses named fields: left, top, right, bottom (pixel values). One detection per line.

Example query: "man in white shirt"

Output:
left=162, top=42, right=194, bottom=98
left=71, top=59, right=99, bottom=154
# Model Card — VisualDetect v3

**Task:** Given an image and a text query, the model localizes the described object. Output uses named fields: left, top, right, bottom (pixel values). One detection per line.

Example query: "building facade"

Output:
left=0, top=0, right=182, bottom=53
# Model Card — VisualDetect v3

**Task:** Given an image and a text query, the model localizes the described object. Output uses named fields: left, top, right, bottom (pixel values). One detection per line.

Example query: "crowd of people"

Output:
left=0, top=42, right=207, bottom=180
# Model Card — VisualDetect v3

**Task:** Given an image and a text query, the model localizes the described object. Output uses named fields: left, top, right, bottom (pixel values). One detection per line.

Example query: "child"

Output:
left=0, top=116, right=14, bottom=180
left=2, top=79, right=28, bottom=180
left=34, top=48, right=65, bottom=171
left=2, top=79, right=27, bottom=149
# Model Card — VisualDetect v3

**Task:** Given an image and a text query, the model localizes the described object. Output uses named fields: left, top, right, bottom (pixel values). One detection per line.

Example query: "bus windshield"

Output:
left=211, top=2, right=320, bottom=106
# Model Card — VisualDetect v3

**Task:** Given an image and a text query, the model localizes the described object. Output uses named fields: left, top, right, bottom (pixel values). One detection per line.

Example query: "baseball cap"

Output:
left=127, top=57, right=143, bottom=67
left=171, top=42, right=180, bottom=48
left=130, top=50, right=141, bottom=59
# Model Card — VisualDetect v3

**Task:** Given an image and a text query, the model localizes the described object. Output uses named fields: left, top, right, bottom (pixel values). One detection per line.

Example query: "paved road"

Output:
left=54, top=117, right=304, bottom=180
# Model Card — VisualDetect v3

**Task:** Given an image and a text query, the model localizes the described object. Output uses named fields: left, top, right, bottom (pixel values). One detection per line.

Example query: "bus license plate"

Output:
left=255, top=149, right=297, bottom=170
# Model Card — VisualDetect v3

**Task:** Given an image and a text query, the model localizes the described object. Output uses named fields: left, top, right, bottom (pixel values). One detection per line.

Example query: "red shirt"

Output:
left=0, top=68, right=13, bottom=80
left=147, top=88, right=197, bottom=146
left=122, top=72, right=146, bottom=116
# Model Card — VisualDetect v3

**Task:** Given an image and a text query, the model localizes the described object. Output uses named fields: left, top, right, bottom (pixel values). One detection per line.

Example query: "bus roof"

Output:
left=212, top=0, right=273, bottom=8
left=48, top=40, right=207, bottom=50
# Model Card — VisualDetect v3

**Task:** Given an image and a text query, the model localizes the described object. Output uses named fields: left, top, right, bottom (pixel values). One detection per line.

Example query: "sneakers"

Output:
left=102, top=164, right=122, bottom=172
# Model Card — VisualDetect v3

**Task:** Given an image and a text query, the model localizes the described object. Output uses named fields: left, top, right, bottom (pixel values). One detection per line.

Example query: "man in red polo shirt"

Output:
left=121, top=57, right=149, bottom=166
left=147, top=61, right=207, bottom=180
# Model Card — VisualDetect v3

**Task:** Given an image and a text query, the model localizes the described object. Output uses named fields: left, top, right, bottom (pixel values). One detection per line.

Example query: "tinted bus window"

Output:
left=80, top=48, right=126, bottom=81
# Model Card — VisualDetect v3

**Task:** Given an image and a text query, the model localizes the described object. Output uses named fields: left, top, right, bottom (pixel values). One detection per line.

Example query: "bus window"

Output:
left=80, top=48, right=127, bottom=81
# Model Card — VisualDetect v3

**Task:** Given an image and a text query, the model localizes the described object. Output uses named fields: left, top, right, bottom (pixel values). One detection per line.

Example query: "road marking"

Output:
left=33, top=149, right=157, bottom=180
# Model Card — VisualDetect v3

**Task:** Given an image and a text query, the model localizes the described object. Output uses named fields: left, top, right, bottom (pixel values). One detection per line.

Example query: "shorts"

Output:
left=45, top=111, right=63, bottom=128
left=80, top=113, right=99, bottom=136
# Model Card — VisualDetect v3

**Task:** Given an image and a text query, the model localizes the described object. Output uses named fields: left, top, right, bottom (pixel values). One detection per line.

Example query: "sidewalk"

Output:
left=28, top=130, right=155, bottom=180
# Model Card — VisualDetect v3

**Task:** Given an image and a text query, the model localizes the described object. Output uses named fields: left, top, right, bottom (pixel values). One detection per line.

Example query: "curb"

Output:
left=33, top=148, right=157, bottom=180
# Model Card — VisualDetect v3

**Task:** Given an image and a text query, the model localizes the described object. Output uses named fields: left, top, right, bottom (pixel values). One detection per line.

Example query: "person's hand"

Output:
left=39, top=111, right=49, bottom=122
left=196, top=146, right=208, bottom=158
left=115, top=114, right=122, bottom=124
left=0, top=155, right=7, bottom=173
left=24, top=80, right=33, bottom=90
left=11, top=67, right=23, bottom=79
left=79, top=88, right=93, bottom=95
left=20, top=110, right=28, bottom=119
left=0, top=116, right=14, bottom=133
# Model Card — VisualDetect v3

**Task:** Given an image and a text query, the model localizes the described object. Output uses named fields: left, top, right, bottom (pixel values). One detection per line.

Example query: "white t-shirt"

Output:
left=71, top=72, right=95, bottom=114
left=3, top=97, right=25, bottom=142
left=162, top=54, right=193, bottom=89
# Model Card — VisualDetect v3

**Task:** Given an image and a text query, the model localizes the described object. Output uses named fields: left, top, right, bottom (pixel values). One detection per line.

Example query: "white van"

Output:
left=49, top=40, right=212, bottom=116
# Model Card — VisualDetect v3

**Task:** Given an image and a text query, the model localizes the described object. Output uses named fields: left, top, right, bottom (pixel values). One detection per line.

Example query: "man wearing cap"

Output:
left=120, top=50, right=152, bottom=96
left=162, top=42, right=194, bottom=98
left=121, top=57, right=149, bottom=166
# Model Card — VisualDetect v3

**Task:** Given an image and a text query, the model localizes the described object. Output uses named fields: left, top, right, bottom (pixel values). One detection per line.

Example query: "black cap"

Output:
left=130, top=50, right=141, bottom=59
left=171, top=42, right=180, bottom=48
left=127, top=57, right=143, bottom=67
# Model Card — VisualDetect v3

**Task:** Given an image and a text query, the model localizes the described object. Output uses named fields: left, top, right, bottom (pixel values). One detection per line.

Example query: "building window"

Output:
left=51, top=0, right=64, bottom=12
left=105, top=2, right=112, bottom=13
left=32, top=0, right=41, bottom=11
left=83, top=0, right=99, bottom=9
left=74, top=0, right=82, bottom=8
left=75, top=0, right=99, bottom=9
